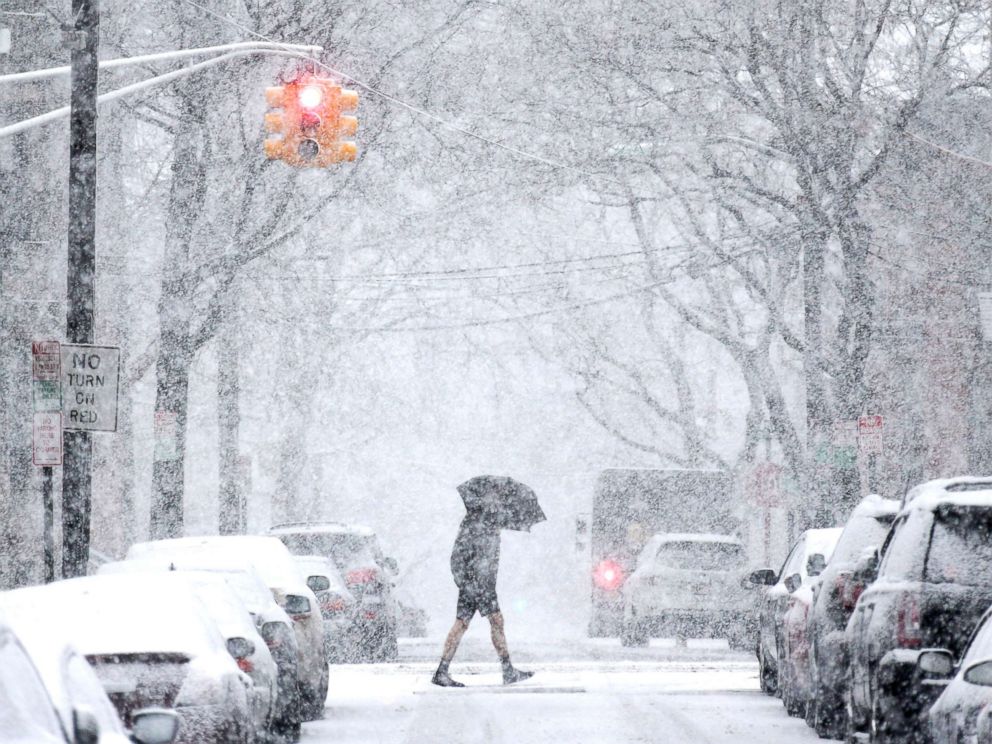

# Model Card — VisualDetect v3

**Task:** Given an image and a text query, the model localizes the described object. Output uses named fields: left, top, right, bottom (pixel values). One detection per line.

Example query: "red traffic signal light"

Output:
left=264, top=76, right=359, bottom=167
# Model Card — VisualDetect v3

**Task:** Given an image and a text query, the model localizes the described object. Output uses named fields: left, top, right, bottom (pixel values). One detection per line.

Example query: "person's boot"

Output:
left=502, top=666, right=534, bottom=685
left=432, top=661, right=465, bottom=687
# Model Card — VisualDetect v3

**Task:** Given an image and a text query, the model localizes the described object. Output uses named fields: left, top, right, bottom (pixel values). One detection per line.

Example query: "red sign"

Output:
left=32, top=340, right=60, bottom=382
left=33, top=412, right=63, bottom=466
left=746, top=462, right=783, bottom=508
left=858, top=415, right=884, bottom=455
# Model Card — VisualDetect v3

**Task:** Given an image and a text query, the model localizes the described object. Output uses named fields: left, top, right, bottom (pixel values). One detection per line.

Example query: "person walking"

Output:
left=432, top=476, right=544, bottom=687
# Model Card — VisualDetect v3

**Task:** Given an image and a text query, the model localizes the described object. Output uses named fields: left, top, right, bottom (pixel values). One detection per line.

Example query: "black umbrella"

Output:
left=457, top=475, right=546, bottom=532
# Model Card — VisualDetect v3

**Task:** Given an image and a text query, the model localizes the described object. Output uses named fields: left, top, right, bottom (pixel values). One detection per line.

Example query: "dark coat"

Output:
left=450, top=513, right=501, bottom=594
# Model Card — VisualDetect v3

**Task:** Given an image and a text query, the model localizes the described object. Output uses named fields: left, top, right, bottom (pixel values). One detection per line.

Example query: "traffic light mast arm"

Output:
left=0, top=41, right=323, bottom=85
left=0, top=48, right=319, bottom=139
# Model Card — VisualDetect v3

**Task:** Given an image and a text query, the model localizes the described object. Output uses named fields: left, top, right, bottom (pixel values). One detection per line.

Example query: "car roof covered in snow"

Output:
left=903, top=477, right=992, bottom=513
left=269, top=522, right=377, bottom=538
left=126, top=535, right=307, bottom=591
left=292, top=555, right=349, bottom=593
left=0, top=574, right=228, bottom=659
left=650, top=532, right=743, bottom=546
left=850, top=493, right=901, bottom=519
left=802, top=527, right=844, bottom=557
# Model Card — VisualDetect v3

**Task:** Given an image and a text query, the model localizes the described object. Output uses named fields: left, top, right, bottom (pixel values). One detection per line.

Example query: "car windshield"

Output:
left=925, top=507, right=992, bottom=586
left=281, top=532, right=379, bottom=569
left=655, top=541, right=744, bottom=570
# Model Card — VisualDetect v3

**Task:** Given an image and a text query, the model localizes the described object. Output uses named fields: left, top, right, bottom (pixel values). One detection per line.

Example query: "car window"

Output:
left=878, top=512, right=929, bottom=581
left=63, top=652, right=126, bottom=734
left=0, top=633, right=64, bottom=742
left=962, top=613, right=992, bottom=664
left=780, top=538, right=806, bottom=579
left=924, top=506, right=992, bottom=586
left=655, top=541, right=745, bottom=570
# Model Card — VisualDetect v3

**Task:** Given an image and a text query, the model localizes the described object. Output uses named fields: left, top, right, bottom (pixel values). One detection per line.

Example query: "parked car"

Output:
left=800, top=494, right=900, bottom=737
left=97, top=556, right=302, bottom=740
left=0, top=575, right=252, bottom=743
left=3, top=610, right=179, bottom=744
left=750, top=526, right=843, bottom=695
left=925, top=603, right=992, bottom=744
left=846, top=477, right=992, bottom=744
left=270, top=523, right=399, bottom=661
left=126, top=536, right=328, bottom=721
left=291, top=555, right=357, bottom=663
left=98, top=565, right=278, bottom=741
left=620, top=532, right=755, bottom=648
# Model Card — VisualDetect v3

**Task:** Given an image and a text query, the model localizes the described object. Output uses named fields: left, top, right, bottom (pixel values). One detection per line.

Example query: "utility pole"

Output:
left=62, top=0, right=100, bottom=578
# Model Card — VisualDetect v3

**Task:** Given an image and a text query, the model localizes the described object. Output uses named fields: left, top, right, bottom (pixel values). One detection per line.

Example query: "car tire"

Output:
left=758, top=644, right=776, bottom=694
left=869, top=695, right=900, bottom=744
left=620, top=618, right=649, bottom=647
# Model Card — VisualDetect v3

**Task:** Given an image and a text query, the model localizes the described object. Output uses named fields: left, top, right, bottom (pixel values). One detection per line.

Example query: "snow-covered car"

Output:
left=847, top=478, right=992, bottom=743
left=750, top=526, right=842, bottom=695
left=98, top=566, right=278, bottom=741
left=291, top=555, right=357, bottom=663
left=803, top=494, right=899, bottom=737
left=926, top=603, right=992, bottom=744
left=97, top=556, right=302, bottom=740
left=0, top=575, right=252, bottom=744
left=3, top=610, right=179, bottom=744
left=126, top=536, right=327, bottom=722
left=395, top=589, right=429, bottom=639
left=271, top=523, right=400, bottom=661
left=620, top=533, right=755, bottom=647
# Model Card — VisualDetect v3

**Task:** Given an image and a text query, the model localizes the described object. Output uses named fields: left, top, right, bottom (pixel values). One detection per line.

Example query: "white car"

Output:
left=98, top=557, right=301, bottom=739
left=126, top=536, right=328, bottom=721
left=621, top=533, right=756, bottom=647
left=98, top=566, right=277, bottom=741
left=0, top=575, right=253, bottom=744
left=0, top=621, right=179, bottom=744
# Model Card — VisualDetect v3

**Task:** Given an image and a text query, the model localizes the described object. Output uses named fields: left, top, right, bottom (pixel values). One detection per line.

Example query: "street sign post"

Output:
left=61, top=343, right=120, bottom=432
left=32, top=340, right=62, bottom=583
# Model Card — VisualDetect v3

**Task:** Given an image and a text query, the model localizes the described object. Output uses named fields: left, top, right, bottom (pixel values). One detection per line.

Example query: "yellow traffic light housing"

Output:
left=263, top=76, right=359, bottom=167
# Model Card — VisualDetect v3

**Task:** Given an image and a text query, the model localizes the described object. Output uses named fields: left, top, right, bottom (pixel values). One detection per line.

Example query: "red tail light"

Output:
left=236, top=657, right=254, bottom=673
left=363, top=610, right=378, bottom=620
left=896, top=593, right=922, bottom=648
left=345, top=568, right=378, bottom=585
left=321, top=595, right=347, bottom=613
left=835, top=572, right=865, bottom=611
left=593, top=559, right=624, bottom=591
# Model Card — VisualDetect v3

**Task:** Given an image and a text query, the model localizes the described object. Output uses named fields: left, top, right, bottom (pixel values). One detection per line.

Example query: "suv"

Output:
left=621, top=533, right=754, bottom=647
left=805, top=495, right=900, bottom=737
left=271, top=523, right=400, bottom=661
left=846, top=477, right=992, bottom=743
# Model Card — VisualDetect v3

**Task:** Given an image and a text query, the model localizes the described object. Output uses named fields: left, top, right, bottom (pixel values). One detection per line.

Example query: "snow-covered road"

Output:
left=303, top=639, right=836, bottom=743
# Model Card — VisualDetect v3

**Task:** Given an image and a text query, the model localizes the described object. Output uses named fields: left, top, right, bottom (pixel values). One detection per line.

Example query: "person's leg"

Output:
left=432, top=618, right=470, bottom=687
left=486, top=610, right=533, bottom=685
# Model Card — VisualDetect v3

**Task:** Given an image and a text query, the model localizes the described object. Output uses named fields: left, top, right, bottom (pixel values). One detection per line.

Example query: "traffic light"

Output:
left=264, top=76, right=359, bottom=167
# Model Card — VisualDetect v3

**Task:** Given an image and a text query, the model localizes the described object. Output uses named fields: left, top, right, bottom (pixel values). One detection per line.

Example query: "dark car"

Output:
left=846, top=477, right=992, bottom=744
left=750, top=527, right=842, bottom=695
left=804, top=494, right=900, bottom=737
left=270, top=522, right=400, bottom=661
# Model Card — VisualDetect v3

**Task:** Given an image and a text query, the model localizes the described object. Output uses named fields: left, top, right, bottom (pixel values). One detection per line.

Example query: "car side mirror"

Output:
left=784, top=573, right=802, bottom=593
left=307, top=575, right=331, bottom=593
left=747, top=568, right=777, bottom=587
left=225, top=636, right=255, bottom=661
left=964, top=660, right=992, bottom=686
left=73, top=706, right=100, bottom=744
left=918, top=649, right=955, bottom=680
left=807, top=553, right=827, bottom=577
left=382, top=557, right=399, bottom=574
left=853, top=548, right=880, bottom=583
left=283, top=594, right=312, bottom=618
left=130, top=708, right=180, bottom=744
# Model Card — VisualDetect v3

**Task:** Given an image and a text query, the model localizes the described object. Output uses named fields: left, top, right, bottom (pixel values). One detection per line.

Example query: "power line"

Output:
left=903, top=130, right=992, bottom=170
